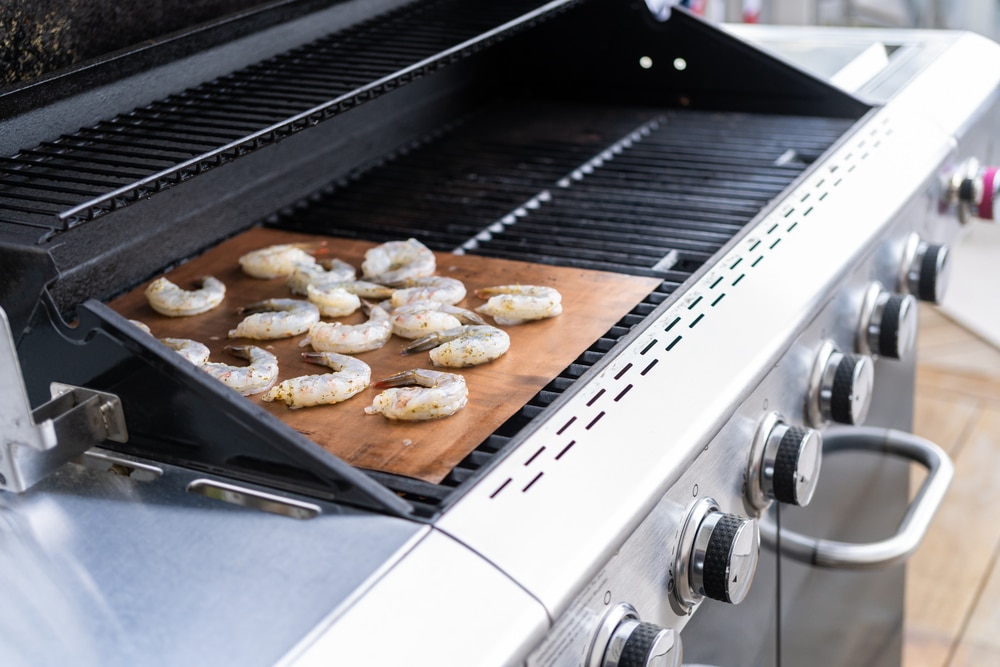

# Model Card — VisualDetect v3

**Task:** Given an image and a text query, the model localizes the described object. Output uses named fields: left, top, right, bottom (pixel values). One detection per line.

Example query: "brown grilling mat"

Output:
left=108, top=228, right=661, bottom=483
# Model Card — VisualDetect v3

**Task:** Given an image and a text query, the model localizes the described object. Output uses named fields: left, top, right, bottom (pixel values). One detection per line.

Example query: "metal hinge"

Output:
left=1, top=306, right=128, bottom=492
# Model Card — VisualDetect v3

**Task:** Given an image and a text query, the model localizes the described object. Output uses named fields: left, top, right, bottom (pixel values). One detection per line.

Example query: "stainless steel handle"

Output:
left=759, top=427, right=953, bottom=569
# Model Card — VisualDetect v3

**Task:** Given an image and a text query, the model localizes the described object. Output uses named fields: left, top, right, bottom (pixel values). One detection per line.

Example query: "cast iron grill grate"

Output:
left=269, top=102, right=855, bottom=513
left=0, top=0, right=581, bottom=232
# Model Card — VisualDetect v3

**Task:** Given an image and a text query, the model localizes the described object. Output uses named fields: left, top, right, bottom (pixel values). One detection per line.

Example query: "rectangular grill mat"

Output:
left=108, top=227, right=660, bottom=483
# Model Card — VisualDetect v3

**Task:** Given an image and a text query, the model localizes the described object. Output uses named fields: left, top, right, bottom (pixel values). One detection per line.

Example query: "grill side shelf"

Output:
left=0, top=0, right=582, bottom=232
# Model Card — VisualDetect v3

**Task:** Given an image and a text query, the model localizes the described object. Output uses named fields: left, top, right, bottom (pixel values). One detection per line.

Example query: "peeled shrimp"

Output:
left=389, top=276, right=467, bottom=307
left=286, top=259, right=357, bottom=295
left=364, top=368, right=468, bottom=421
left=161, top=337, right=211, bottom=366
left=390, top=302, right=485, bottom=339
left=262, top=352, right=371, bottom=409
left=300, top=303, right=392, bottom=354
left=229, top=298, right=320, bottom=339
left=145, top=276, right=226, bottom=317
left=306, top=280, right=395, bottom=317
left=403, top=324, right=510, bottom=368
left=201, top=345, right=279, bottom=396
left=361, top=238, right=436, bottom=284
left=475, top=284, right=563, bottom=325
left=238, top=242, right=324, bottom=279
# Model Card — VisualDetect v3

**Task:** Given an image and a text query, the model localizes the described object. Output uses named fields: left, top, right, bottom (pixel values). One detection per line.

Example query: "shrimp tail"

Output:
left=401, top=327, right=462, bottom=355
left=372, top=368, right=435, bottom=388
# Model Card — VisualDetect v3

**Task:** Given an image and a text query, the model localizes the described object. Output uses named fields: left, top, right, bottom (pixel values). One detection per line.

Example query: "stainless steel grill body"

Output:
left=1, top=2, right=996, bottom=666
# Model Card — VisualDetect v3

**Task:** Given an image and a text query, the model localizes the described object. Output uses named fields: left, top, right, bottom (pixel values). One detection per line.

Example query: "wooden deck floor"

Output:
left=905, top=305, right=1000, bottom=666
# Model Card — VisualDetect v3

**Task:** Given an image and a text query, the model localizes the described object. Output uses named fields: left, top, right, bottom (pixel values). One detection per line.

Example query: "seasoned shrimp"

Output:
left=403, top=324, right=510, bottom=368
left=389, top=276, right=467, bottom=307
left=390, top=302, right=485, bottom=339
left=286, top=259, right=357, bottom=295
left=201, top=345, right=279, bottom=396
left=364, top=368, right=468, bottom=421
left=306, top=280, right=395, bottom=318
left=361, top=238, right=436, bottom=284
left=229, top=298, right=320, bottom=339
left=161, top=337, right=211, bottom=366
left=145, top=276, right=226, bottom=317
left=300, top=303, right=392, bottom=354
left=262, top=352, right=371, bottom=409
left=475, top=284, right=563, bottom=325
left=238, top=242, right=324, bottom=279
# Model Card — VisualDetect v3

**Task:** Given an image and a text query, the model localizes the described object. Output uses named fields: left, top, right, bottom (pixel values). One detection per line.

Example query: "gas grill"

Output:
left=1, top=1, right=997, bottom=665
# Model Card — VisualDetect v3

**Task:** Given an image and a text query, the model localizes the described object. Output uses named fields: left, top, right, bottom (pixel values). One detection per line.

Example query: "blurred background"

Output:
left=678, top=0, right=1000, bottom=38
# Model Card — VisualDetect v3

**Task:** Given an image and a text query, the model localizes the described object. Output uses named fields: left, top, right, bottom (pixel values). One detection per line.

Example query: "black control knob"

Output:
left=761, top=424, right=822, bottom=507
left=690, top=512, right=758, bottom=605
left=860, top=284, right=918, bottom=360
left=593, top=605, right=682, bottom=667
left=958, top=164, right=999, bottom=221
left=904, top=239, right=951, bottom=304
left=674, top=499, right=760, bottom=610
left=813, top=344, right=874, bottom=426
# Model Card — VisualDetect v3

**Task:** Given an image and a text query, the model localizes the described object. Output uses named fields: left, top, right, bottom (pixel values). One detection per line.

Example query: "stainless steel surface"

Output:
left=759, top=427, right=954, bottom=569
left=278, top=528, right=548, bottom=667
left=0, top=307, right=128, bottom=492
left=0, top=452, right=428, bottom=666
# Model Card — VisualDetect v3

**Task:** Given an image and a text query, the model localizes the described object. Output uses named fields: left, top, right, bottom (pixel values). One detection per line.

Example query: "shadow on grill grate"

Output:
left=268, top=99, right=855, bottom=513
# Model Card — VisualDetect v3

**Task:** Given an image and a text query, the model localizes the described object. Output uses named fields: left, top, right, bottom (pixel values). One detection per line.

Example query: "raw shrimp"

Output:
left=238, top=242, right=324, bottom=279
left=201, top=345, right=279, bottom=396
left=262, top=352, right=371, bottom=409
left=300, top=303, right=392, bottom=354
left=145, top=276, right=226, bottom=317
left=161, top=337, right=211, bottom=366
left=286, top=259, right=357, bottom=295
left=475, top=284, right=563, bottom=325
left=364, top=368, right=468, bottom=421
left=403, top=324, right=510, bottom=368
left=306, top=280, right=395, bottom=318
left=389, top=276, right=467, bottom=307
left=390, top=302, right=485, bottom=339
left=228, top=298, right=320, bottom=339
left=361, top=238, right=436, bottom=284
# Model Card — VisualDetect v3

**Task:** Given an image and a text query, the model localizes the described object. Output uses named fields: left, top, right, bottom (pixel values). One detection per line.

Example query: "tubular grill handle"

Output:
left=760, top=427, right=953, bottom=570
